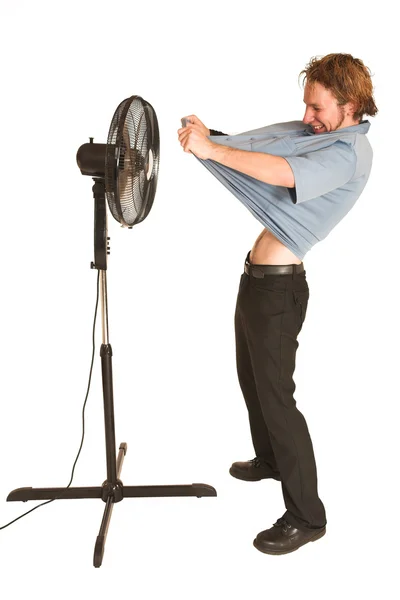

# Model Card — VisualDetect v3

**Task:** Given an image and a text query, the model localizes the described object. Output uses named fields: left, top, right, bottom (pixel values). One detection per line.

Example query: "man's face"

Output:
left=302, top=82, right=357, bottom=134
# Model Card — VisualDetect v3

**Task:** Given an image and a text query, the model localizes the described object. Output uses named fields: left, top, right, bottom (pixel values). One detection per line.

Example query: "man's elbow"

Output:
left=282, top=159, right=295, bottom=188
left=283, top=176, right=295, bottom=188
left=264, top=157, right=295, bottom=187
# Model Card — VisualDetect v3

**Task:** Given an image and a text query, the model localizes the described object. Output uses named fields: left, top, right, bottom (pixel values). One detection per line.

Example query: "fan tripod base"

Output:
left=7, top=442, right=217, bottom=568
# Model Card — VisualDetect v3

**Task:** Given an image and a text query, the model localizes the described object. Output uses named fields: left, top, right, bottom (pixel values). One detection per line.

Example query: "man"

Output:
left=177, top=53, right=377, bottom=555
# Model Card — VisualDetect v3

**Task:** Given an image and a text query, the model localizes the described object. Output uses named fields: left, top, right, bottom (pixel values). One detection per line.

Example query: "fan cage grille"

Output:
left=105, top=96, right=159, bottom=227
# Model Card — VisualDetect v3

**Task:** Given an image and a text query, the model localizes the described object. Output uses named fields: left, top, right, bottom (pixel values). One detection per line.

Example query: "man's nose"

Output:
left=303, top=108, right=314, bottom=124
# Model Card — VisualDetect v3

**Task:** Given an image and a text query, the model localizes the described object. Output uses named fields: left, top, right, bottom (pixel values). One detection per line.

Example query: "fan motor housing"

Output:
left=77, top=142, right=107, bottom=178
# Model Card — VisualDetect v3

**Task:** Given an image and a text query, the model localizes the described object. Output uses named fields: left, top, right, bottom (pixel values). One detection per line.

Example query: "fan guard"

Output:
left=105, top=95, right=159, bottom=228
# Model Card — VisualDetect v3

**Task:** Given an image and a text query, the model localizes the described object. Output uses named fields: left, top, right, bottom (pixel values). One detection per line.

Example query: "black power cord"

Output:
left=0, top=270, right=100, bottom=530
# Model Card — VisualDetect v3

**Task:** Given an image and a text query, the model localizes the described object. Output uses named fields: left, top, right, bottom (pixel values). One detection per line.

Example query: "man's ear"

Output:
left=345, top=101, right=358, bottom=119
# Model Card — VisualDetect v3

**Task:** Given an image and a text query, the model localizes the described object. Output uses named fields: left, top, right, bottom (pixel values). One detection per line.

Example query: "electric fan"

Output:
left=7, top=95, right=217, bottom=568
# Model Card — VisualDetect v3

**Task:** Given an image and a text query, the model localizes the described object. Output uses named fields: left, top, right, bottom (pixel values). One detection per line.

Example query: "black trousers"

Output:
left=234, top=251, right=326, bottom=530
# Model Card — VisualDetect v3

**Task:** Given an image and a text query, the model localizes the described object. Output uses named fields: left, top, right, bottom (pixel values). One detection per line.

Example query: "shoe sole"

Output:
left=253, top=527, right=326, bottom=555
left=229, top=467, right=280, bottom=482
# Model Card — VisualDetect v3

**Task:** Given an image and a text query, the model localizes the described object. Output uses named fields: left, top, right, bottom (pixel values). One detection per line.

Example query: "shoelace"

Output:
left=250, top=457, right=263, bottom=468
left=274, top=517, right=292, bottom=533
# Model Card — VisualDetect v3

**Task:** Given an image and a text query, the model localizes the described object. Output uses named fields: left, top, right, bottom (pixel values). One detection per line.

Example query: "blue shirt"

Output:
left=201, top=120, right=372, bottom=260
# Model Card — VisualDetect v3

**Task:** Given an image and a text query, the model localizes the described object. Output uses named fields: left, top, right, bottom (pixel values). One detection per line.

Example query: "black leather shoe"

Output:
left=229, top=457, right=281, bottom=482
left=253, top=517, right=326, bottom=555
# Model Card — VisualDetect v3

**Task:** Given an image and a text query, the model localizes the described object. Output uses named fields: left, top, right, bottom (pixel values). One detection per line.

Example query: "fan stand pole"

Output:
left=6, top=182, right=217, bottom=568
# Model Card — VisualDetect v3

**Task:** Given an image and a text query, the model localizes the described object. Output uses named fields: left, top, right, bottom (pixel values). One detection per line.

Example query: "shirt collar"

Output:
left=304, top=120, right=371, bottom=136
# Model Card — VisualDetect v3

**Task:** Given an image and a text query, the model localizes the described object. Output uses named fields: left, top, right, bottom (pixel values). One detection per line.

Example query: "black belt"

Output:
left=244, top=259, right=304, bottom=278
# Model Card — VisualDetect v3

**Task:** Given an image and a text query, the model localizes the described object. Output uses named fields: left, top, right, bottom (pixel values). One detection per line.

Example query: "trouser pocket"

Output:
left=292, top=289, right=309, bottom=332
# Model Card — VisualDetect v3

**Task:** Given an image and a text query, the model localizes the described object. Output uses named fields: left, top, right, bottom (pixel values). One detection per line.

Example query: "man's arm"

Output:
left=208, top=144, right=295, bottom=188
left=178, top=117, right=294, bottom=188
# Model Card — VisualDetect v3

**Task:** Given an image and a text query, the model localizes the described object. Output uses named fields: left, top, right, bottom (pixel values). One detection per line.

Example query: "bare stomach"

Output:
left=249, top=228, right=302, bottom=265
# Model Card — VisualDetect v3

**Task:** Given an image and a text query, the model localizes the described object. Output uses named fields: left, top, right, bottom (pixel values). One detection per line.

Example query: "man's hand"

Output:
left=181, top=114, right=210, bottom=136
left=177, top=114, right=216, bottom=160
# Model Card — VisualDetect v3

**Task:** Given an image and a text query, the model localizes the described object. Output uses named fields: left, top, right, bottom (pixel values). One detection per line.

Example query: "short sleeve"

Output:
left=284, top=140, right=357, bottom=204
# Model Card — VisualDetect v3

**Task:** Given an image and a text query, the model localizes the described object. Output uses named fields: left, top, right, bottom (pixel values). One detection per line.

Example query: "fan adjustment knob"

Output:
left=89, top=137, right=94, bottom=143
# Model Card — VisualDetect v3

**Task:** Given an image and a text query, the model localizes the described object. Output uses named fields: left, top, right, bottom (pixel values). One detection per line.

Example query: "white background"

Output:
left=0, top=0, right=398, bottom=596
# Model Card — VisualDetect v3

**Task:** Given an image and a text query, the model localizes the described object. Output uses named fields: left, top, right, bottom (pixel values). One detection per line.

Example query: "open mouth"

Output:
left=313, top=124, right=325, bottom=133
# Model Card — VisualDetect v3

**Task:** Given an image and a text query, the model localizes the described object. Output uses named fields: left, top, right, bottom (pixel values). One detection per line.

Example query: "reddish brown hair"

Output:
left=299, top=53, right=378, bottom=122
